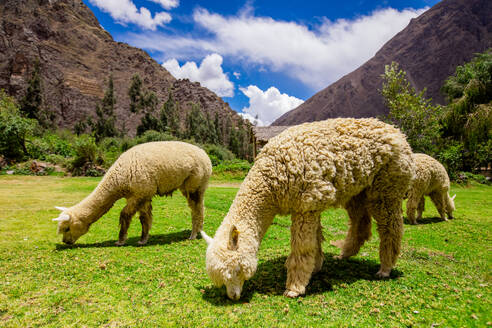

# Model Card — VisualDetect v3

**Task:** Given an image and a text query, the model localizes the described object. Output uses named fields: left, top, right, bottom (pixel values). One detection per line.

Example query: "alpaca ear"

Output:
left=201, top=231, right=213, bottom=245
left=227, top=225, right=240, bottom=251
left=52, top=213, right=70, bottom=222
left=451, top=194, right=456, bottom=201
left=55, top=206, right=68, bottom=212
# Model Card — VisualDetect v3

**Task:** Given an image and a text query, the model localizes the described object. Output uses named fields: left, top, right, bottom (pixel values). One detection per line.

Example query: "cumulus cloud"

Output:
left=124, top=6, right=426, bottom=89
left=147, top=0, right=179, bottom=10
left=240, top=86, right=304, bottom=126
left=88, top=0, right=172, bottom=30
left=163, top=53, right=235, bottom=97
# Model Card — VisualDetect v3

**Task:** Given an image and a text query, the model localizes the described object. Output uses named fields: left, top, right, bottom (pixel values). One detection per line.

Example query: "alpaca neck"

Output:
left=225, top=173, right=276, bottom=255
left=71, top=177, right=122, bottom=226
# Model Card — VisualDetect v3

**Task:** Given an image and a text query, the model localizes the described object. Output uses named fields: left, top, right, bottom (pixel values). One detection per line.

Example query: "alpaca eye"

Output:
left=64, top=227, right=70, bottom=233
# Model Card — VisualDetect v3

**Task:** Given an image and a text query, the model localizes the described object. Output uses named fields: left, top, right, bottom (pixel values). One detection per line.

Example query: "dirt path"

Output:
left=209, top=181, right=242, bottom=188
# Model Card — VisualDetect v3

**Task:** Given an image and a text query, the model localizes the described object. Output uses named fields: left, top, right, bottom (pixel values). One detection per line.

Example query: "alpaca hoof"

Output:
left=188, top=233, right=197, bottom=240
left=283, top=290, right=300, bottom=298
left=375, top=269, right=391, bottom=279
left=115, top=240, right=126, bottom=246
left=409, top=221, right=417, bottom=225
left=137, top=239, right=148, bottom=245
left=333, top=254, right=345, bottom=260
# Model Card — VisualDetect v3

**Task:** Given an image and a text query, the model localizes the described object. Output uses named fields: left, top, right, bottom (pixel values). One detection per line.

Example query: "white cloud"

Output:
left=163, top=53, right=235, bottom=97
left=88, top=0, right=172, bottom=30
left=147, top=0, right=179, bottom=10
left=233, top=72, right=241, bottom=79
left=124, top=6, right=426, bottom=89
left=240, top=86, right=304, bottom=126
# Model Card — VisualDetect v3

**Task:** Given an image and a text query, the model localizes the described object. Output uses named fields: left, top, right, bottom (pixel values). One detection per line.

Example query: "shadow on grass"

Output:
left=199, top=253, right=402, bottom=305
left=55, top=229, right=193, bottom=250
left=404, top=216, right=446, bottom=225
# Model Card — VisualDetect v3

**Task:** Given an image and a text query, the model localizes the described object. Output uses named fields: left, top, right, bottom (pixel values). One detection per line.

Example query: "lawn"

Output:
left=0, top=175, right=490, bottom=327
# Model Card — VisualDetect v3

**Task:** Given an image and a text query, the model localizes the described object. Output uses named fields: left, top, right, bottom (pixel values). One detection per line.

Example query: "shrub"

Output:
left=203, top=144, right=235, bottom=165
left=135, top=130, right=177, bottom=144
left=212, top=159, right=252, bottom=180
left=0, top=90, right=37, bottom=162
left=70, top=135, right=104, bottom=176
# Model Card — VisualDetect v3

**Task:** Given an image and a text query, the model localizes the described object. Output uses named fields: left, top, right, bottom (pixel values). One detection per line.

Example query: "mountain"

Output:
left=0, top=0, right=244, bottom=135
left=272, top=0, right=492, bottom=126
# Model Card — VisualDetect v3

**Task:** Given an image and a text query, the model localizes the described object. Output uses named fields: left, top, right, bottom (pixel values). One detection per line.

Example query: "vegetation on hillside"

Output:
left=0, top=71, right=253, bottom=177
left=381, top=49, right=491, bottom=180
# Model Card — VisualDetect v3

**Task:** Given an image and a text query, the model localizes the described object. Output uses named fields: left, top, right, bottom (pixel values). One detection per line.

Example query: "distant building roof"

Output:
left=252, top=126, right=291, bottom=142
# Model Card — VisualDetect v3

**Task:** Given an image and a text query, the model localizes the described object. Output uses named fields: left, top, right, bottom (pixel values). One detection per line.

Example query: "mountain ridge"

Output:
left=272, top=0, right=492, bottom=126
left=0, top=0, right=244, bottom=135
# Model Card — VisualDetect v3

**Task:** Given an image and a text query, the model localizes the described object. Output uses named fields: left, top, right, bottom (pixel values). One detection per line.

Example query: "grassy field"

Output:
left=0, top=175, right=490, bottom=327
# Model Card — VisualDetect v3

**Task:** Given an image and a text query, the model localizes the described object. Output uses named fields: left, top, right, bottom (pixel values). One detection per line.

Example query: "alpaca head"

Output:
left=52, top=206, right=89, bottom=244
left=201, top=226, right=257, bottom=300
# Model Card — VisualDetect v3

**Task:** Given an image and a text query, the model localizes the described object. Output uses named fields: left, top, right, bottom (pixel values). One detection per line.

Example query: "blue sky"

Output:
left=83, top=0, right=440, bottom=125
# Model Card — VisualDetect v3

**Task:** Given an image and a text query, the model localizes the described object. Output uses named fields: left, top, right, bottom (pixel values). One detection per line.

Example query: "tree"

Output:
left=128, top=74, right=143, bottom=114
left=214, top=112, right=223, bottom=145
left=0, top=90, right=37, bottom=161
left=136, top=91, right=162, bottom=135
left=19, top=59, right=42, bottom=121
left=92, top=75, right=117, bottom=141
left=205, top=112, right=218, bottom=144
left=136, top=113, right=161, bottom=136
left=185, top=103, right=207, bottom=140
left=440, top=49, right=492, bottom=171
left=381, top=62, right=443, bottom=155
left=161, top=92, right=180, bottom=137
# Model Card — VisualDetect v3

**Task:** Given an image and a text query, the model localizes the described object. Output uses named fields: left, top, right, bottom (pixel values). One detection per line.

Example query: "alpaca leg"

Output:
left=184, top=189, right=204, bottom=239
left=336, top=193, right=372, bottom=259
left=445, top=193, right=454, bottom=220
left=138, top=201, right=153, bottom=245
left=116, top=199, right=139, bottom=246
left=406, top=194, right=420, bottom=225
left=416, top=196, right=425, bottom=221
left=284, top=211, right=320, bottom=298
left=313, top=217, right=324, bottom=274
left=369, top=198, right=404, bottom=278
left=429, top=191, right=447, bottom=221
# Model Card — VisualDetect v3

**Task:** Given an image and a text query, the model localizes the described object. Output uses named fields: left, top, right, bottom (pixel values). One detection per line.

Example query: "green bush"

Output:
left=70, top=135, right=104, bottom=176
left=0, top=90, right=37, bottom=161
left=436, top=142, right=464, bottom=180
left=203, top=144, right=235, bottom=165
left=135, top=130, right=177, bottom=144
left=212, top=159, right=252, bottom=180
left=454, top=171, right=490, bottom=185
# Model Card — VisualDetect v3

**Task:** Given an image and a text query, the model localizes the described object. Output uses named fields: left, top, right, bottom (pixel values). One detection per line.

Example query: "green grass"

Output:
left=0, top=176, right=490, bottom=327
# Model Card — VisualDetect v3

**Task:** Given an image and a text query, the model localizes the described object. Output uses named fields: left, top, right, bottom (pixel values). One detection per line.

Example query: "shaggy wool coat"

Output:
left=54, top=141, right=212, bottom=245
left=204, top=118, right=415, bottom=299
left=406, top=153, right=455, bottom=224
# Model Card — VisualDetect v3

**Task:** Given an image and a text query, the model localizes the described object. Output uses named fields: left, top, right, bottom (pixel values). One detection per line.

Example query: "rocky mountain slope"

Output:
left=273, top=0, right=492, bottom=126
left=0, top=0, right=244, bottom=135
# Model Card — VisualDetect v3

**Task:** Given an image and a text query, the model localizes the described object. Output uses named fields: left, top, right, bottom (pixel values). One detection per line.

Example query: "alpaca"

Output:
left=201, top=118, right=415, bottom=300
left=53, top=141, right=212, bottom=245
left=406, top=153, right=455, bottom=224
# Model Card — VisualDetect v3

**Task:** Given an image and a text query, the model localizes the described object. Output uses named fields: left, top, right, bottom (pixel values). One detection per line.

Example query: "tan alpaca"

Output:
left=53, top=141, right=212, bottom=245
left=406, top=153, right=455, bottom=224
left=202, top=118, right=415, bottom=300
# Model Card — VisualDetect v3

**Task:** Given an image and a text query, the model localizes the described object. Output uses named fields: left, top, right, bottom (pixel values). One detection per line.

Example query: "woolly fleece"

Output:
left=54, top=141, right=212, bottom=245
left=406, top=153, right=455, bottom=224
left=203, top=118, right=415, bottom=299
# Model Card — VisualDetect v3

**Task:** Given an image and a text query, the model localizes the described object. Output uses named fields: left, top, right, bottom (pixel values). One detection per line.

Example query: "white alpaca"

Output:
left=406, top=153, right=455, bottom=224
left=202, top=118, right=415, bottom=299
left=53, top=141, right=212, bottom=245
